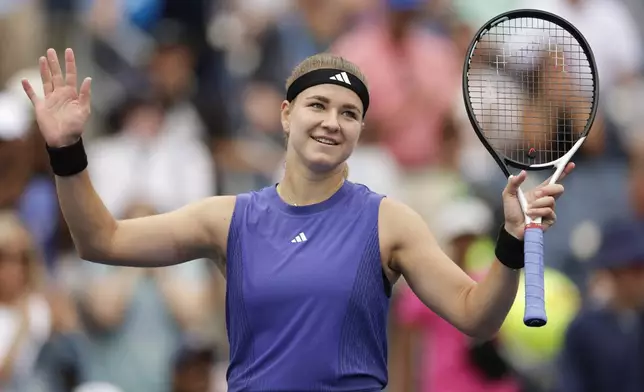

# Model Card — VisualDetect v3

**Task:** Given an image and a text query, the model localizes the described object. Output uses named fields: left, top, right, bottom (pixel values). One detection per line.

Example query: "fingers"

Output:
left=22, top=79, right=40, bottom=105
left=535, top=183, right=565, bottom=201
left=529, top=196, right=555, bottom=210
left=46, top=48, right=65, bottom=88
left=39, top=56, right=53, bottom=97
left=527, top=194, right=557, bottom=222
left=504, top=170, right=527, bottom=197
left=64, top=48, right=77, bottom=90
left=527, top=207, right=556, bottom=222
left=78, top=77, right=92, bottom=108
left=38, top=48, right=81, bottom=96
left=558, top=162, right=576, bottom=182
left=541, top=162, right=576, bottom=186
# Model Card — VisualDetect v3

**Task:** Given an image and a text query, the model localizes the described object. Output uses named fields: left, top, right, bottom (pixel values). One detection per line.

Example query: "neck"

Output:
left=278, top=158, right=346, bottom=206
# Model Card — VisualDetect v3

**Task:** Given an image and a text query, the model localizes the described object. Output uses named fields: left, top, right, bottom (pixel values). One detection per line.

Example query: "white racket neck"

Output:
left=529, top=136, right=587, bottom=173
left=518, top=136, right=586, bottom=225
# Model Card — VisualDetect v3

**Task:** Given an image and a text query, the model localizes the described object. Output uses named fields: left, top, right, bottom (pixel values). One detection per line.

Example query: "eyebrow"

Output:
left=305, top=95, right=362, bottom=114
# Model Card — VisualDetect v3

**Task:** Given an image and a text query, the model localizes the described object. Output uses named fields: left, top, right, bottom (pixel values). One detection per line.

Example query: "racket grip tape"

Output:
left=523, top=224, right=547, bottom=327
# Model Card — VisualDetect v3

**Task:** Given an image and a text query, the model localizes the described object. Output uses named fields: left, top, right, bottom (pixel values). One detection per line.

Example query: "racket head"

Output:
left=462, top=9, right=600, bottom=175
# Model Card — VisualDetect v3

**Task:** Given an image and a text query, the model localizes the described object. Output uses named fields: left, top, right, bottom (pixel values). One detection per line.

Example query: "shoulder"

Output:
left=231, top=185, right=277, bottom=212
left=346, top=180, right=384, bottom=197
left=377, top=196, right=427, bottom=253
left=189, top=194, right=238, bottom=216
left=344, top=181, right=388, bottom=213
left=225, top=185, right=285, bottom=230
left=378, top=196, right=423, bottom=232
left=177, top=195, right=238, bottom=250
left=563, top=307, right=608, bottom=342
left=377, top=196, right=443, bottom=269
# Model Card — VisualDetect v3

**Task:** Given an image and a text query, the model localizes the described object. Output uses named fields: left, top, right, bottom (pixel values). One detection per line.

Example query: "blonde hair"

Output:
left=284, top=53, right=366, bottom=180
left=285, top=53, right=369, bottom=92
left=0, top=210, right=44, bottom=293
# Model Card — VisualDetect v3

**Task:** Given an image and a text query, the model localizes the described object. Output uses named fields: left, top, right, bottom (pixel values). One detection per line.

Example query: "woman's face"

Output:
left=281, top=83, right=364, bottom=173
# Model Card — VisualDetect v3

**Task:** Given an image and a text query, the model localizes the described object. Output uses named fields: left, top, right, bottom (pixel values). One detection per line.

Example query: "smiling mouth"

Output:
left=311, top=136, right=339, bottom=146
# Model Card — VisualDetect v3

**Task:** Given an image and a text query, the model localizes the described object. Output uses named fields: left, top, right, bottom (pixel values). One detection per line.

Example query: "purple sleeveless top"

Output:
left=225, top=181, right=390, bottom=391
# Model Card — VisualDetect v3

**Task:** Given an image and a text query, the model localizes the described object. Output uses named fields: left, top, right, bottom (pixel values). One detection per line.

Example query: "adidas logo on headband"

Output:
left=286, top=68, right=369, bottom=114
left=330, top=72, right=351, bottom=85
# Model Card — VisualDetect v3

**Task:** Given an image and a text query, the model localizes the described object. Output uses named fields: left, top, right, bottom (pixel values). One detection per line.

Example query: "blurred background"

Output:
left=0, top=0, right=643, bottom=391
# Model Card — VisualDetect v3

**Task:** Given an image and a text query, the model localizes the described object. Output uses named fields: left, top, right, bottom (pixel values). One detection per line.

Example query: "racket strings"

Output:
left=466, top=17, right=595, bottom=166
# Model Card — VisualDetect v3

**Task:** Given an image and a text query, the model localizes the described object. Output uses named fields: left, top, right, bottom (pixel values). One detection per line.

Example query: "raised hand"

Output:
left=502, top=162, right=575, bottom=239
left=22, top=48, right=92, bottom=148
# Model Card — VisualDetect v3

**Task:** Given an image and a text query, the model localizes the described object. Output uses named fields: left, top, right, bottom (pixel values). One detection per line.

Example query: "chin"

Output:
left=306, top=158, right=344, bottom=174
left=304, top=152, right=348, bottom=174
left=295, top=140, right=352, bottom=173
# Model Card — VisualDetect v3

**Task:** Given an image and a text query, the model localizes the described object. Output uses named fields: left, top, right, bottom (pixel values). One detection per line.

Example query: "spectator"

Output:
left=0, top=91, right=59, bottom=272
left=76, top=203, right=213, bottom=392
left=331, top=0, right=464, bottom=233
left=0, top=0, right=44, bottom=86
left=88, top=95, right=215, bottom=218
left=519, top=0, right=643, bottom=94
left=0, top=211, right=82, bottom=391
left=554, top=219, right=644, bottom=392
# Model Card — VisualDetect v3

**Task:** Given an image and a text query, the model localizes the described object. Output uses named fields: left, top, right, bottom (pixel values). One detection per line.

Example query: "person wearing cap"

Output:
left=554, top=220, right=644, bottom=392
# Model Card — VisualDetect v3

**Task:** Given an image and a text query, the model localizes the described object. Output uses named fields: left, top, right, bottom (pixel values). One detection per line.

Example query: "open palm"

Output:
left=22, top=48, right=92, bottom=148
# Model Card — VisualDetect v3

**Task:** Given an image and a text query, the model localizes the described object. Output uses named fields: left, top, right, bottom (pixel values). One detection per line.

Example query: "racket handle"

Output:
left=523, top=224, right=547, bottom=327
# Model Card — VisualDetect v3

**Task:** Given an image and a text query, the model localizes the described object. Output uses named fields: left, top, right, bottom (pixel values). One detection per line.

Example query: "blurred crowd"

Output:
left=0, top=0, right=643, bottom=391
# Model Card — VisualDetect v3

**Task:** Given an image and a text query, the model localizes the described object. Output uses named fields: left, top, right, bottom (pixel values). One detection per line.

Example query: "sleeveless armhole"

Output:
left=225, top=192, right=255, bottom=388
left=374, top=194, right=392, bottom=298
left=226, top=193, right=251, bottom=264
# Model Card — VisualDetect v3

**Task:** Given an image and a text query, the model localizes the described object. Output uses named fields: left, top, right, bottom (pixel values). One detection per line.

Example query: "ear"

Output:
left=281, top=100, right=291, bottom=135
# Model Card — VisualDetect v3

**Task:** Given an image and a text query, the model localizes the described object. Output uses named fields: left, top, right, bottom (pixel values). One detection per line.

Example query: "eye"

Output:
left=343, top=111, right=358, bottom=120
left=309, top=102, right=324, bottom=110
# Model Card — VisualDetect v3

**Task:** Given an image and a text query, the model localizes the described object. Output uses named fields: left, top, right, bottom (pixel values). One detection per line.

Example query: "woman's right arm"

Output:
left=57, top=171, right=235, bottom=266
left=22, top=48, right=235, bottom=267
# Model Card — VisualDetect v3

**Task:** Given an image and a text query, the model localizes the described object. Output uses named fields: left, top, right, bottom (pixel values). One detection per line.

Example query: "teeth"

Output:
left=313, top=137, right=337, bottom=145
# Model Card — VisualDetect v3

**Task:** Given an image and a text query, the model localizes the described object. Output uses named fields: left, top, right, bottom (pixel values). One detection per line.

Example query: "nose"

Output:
left=320, top=110, right=341, bottom=133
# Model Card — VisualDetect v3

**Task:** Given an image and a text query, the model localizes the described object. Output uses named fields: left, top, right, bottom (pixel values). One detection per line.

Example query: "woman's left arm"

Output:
left=381, top=165, right=573, bottom=339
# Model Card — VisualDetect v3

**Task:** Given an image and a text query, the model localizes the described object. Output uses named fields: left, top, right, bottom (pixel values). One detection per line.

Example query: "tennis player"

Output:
left=22, top=48, right=572, bottom=392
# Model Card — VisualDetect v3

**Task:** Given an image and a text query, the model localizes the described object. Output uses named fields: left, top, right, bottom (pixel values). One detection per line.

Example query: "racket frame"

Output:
left=461, top=9, right=599, bottom=327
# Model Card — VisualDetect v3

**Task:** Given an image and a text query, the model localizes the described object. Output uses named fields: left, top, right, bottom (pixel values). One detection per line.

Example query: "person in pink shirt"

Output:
left=389, top=197, right=522, bottom=392
left=330, top=0, right=465, bottom=235
left=331, top=0, right=460, bottom=170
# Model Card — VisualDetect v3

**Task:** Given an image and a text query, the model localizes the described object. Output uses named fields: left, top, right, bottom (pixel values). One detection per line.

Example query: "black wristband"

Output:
left=495, top=225, right=525, bottom=270
left=46, top=137, right=88, bottom=177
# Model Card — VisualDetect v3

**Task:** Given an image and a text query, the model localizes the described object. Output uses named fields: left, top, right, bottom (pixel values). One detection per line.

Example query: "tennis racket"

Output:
left=462, top=9, right=599, bottom=327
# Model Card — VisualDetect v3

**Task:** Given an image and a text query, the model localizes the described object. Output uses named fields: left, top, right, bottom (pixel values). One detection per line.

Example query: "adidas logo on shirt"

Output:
left=291, top=232, right=308, bottom=243
left=329, top=72, right=351, bottom=85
